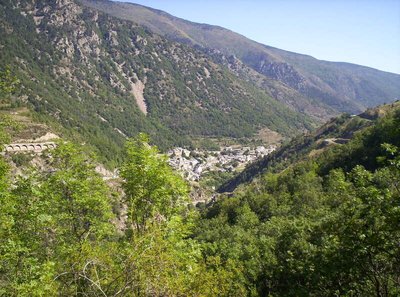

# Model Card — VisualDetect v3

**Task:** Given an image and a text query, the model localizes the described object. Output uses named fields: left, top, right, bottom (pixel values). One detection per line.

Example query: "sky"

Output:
left=117, top=0, right=400, bottom=74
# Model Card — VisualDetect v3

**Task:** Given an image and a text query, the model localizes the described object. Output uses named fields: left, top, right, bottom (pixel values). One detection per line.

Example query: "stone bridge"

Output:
left=3, top=142, right=57, bottom=153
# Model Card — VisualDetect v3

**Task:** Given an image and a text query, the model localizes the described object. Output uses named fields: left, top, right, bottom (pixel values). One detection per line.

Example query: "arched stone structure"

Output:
left=2, top=142, right=57, bottom=153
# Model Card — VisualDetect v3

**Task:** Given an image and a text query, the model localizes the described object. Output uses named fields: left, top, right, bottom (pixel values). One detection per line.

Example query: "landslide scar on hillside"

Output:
left=130, top=77, right=147, bottom=115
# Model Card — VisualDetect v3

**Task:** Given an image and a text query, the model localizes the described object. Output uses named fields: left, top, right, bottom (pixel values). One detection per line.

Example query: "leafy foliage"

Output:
left=120, top=133, right=189, bottom=232
left=0, top=107, right=399, bottom=296
left=0, top=6, right=399, bottom=292
left=0, top=65, right=19, bottom=102
left=195, top=106, right=400, bottom=296
left=220, top=102, right=400, bottom=192
left=0, top=134, right=244, bottom=296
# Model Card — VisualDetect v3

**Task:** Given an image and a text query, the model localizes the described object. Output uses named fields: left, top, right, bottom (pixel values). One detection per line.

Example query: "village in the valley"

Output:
left=168, top=145, right=277, bottom=181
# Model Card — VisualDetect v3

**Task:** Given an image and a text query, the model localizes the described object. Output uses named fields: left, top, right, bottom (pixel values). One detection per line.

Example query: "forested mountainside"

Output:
left=1, top=1, right=399, bottom=295
left=2, top=69, right=399, bottom=295
left=195, top=103, right=400, bottom=296
left=0, top=0, right=313, bottom=166
left=81, top=0, right=400, bottom=119
left=220, top=101, right=400, bottom=192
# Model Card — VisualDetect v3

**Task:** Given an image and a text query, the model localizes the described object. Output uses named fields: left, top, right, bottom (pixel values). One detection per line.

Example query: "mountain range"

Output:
left=81, top=0, right=400, bottom=119
left=1, top=0, right=399, bottom=165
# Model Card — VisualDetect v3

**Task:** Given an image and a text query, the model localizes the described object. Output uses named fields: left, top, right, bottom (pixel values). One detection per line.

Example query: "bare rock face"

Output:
left=19, top=0, right=97, bottom=61
left=16, top=0, right=155, bottom=116
left=105, top=30, right=119, bottom=46
left=129, top=77, right=147, bottom=115
left=258, top=61, right=305, bottom=89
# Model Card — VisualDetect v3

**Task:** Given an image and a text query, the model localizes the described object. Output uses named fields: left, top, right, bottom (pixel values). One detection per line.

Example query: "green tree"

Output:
left=120, top=133, right=189, bottom=233
left=0, top=142, right=117, bottom=296
left=40, top=142, right=116, bottom=295
left=118, top=134, right=230, bottom=295
left=0, top=66, right=25, bottom=295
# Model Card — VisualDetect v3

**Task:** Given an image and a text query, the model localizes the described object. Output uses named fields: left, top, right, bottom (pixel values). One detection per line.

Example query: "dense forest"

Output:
left=1, top=66, right=400, bottom=296
left=196, top=106, right=400, bottom=296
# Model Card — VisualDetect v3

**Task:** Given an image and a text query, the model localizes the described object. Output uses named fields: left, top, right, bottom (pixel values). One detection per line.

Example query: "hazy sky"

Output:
left=117, top=0, right=400, bottom=74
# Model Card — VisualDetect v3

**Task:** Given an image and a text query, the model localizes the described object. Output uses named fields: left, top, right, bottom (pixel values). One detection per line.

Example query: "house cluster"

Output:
left=168, top=145, right=276, bottom=181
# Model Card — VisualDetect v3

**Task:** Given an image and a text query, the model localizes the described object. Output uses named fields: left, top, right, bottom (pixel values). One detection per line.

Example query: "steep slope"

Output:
left=0, top=0, right=313, bottom=165
left=219, top=101, right=400, bottom=192
left=195, top=98, right=400, bottom=297
left=81, top=0, right=400, bottom=118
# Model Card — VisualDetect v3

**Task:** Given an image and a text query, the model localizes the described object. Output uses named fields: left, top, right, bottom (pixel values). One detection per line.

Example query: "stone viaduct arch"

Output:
left=3, top=142, right=57, bottom=153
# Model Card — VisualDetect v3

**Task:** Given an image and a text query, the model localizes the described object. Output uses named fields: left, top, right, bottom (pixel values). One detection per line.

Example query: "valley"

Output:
left=0, top=0, right=399, bottom=296
left=0, top=0, right=314, bottom=168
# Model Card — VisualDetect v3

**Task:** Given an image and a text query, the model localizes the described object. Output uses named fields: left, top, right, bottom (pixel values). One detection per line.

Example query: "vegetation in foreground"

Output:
left=1, top=69, right=399, bottom=296
left=0, top=106, right=399, bottom=296
left=196, top=107, right=400, bottom=296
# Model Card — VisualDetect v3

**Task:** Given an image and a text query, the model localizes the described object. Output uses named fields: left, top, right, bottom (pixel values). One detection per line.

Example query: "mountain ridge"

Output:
left=80, top=0, right=400, bottom=118
left=0, top=0, right=313, bottom=166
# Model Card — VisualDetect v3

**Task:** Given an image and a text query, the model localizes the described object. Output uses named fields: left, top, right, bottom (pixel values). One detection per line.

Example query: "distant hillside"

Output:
left=194, top=95, right=400, bottom=297
left=81, top=0, right=400, bottom=120
left=219, top=101, right=400, bottom=192
left=0, top=0, right=313, bottom=166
